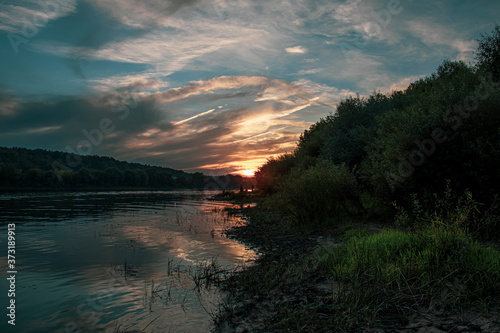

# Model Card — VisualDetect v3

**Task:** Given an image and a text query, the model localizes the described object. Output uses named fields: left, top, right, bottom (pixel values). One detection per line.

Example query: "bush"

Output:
left=265, top=161, right=360, bottom=227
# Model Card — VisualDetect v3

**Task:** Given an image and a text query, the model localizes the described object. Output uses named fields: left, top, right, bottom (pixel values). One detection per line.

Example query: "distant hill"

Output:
left=0, top=146, right=247, bottom=189
left=0, top=146, right=185, bottom=176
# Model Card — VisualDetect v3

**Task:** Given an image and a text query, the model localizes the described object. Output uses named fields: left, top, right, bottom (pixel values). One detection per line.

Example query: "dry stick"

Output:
left=196, top=292, right=216, bottom=320
left=181, top=292, right=188, bottom=314
left=397, top=267, right=420, bottom=307
left=141, top=312, right=164, bottom=332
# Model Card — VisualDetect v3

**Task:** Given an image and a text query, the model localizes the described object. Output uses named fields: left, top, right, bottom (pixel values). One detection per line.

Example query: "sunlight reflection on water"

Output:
left=0, top=190, right=256, bottom=333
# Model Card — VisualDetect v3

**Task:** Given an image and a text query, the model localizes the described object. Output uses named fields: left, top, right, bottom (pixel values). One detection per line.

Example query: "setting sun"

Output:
left=243, top=169, right=255, bottom=176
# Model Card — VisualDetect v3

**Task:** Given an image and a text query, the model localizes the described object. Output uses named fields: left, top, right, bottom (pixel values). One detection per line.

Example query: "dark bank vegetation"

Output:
left=255, top=25, right=500, bottom=234
left=315, top=191, right=500, bottom=330
left=0, top=146, right=247, bottom=189
left=217, top=26, right=500, bottom=332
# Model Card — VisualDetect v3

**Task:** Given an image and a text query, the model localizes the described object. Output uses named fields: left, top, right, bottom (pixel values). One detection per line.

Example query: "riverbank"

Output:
left=214, top=206, right=500, bottom=333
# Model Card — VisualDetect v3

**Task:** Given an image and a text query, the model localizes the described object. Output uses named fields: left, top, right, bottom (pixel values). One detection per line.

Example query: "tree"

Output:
left=255, top=153, right=296, bottom=193
left=321, top=93, right=392, bottom=168
left=91, top=170, right=108, bottom=186
left=0, top=164, right=21, bottom=186
left=123, top=169, right=141, bottom=187
left=43, top=170, right=60, bottom=187
left=146, top=169, right=160, bottom=187
left=75, top=168, right=94, bottom=186
left=61, top=171, right=76, bottom=186
left=476, top=25, right=500, bottom=81
left=22, top=168, right=44, bottom=186
left=106, top=168, right=123, bottom=186
left=159, top=171, right=175, bottom=187
left=191, top=172, right=205, bottom=188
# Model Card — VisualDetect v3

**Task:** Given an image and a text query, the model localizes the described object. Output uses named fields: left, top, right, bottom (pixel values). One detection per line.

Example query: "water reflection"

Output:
left=0, top=190, right=256, bottom=333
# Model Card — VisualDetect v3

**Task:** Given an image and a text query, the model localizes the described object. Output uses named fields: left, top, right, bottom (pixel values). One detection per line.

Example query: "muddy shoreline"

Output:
left=214, top=206, right=500, bottom=333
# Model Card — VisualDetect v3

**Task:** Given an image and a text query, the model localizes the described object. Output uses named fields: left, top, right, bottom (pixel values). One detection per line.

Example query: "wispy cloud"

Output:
left=33, top=18, right=277, bottom=88
left=286, top=45, right=308, bottom=54
left=382, top=75, right=427, bottom=93
left=298, top=68, right=322, bottom=75
left=407, top=20, right=477, bottom=62
left=88, top=0, right=201, bottom=29
left=0, top=88, right=21, bottom=116
left=154, top=76, right=307, bottom=104
left=0, top=0, right=77, bottom=34
left=25, top=126, right=62, bottom=134
left=172, top=108, right=216, bottom=125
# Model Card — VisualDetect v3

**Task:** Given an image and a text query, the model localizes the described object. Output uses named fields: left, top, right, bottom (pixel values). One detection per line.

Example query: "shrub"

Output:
left=265, top=161, right=359, bottom=227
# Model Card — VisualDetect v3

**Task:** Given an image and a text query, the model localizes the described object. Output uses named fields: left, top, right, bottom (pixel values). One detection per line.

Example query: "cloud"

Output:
left=111, top=75, right=350, bottom=172
left=328, top=0, right=403, bottom=44
left=88, top=0, right=201, bottom=29
left=285, top=45, right=308, bottom=54
left=32, top=18, right=277, bottom=86
left=25, top=126, right=62, bottom=134
left=87, top=74, right=169, bottom=93
left=332, top=51, right=391, bottom=90
left=0, top=75, right=342, bottom=174
left=407, top=20, right=477, bottom=62
left=298, top=68, right=323, bottom=75
left=0, top=0, right=77, bottom=35
left=26, top=0, right=419, bottom=96
left=381, top=75, right=427, bottom=93
left=0, top=88, right=21, bottom=116
left=153, top=76, right=307, bottom=104
left=172, top=108, right=216, bottom=125
left=0, top=88, right=167, bottom=157
left=293, top=79, right=356, bottom=106
left=28, top=0, right=285, bottom=87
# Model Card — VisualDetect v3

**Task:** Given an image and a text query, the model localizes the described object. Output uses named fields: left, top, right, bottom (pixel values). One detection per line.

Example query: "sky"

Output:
left=0, top=0, right=498, bottom=175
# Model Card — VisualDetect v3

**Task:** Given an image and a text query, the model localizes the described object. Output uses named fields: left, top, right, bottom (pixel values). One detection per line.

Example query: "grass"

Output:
left=189, top=258, right=231, bottom=292
left=316, top=224, right=500, bottom=329
left=214, top=188, right=500, bottom=332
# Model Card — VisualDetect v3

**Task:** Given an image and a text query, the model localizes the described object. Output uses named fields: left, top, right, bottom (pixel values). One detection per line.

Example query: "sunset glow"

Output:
left=242, top=170, right=255, bottom=177
left=0, top=0, right=496, bottom=175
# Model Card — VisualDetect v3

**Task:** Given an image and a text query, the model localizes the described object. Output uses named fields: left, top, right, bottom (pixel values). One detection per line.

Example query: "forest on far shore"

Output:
left=0, top=146, right=248, bottom=190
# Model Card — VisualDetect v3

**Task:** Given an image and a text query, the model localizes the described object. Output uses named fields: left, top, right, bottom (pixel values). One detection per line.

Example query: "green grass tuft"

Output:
left=316, top=225, right=500, bottom=329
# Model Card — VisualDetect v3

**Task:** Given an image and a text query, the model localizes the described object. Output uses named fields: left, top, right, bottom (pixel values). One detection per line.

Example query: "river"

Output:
left=0, top=190, right=256, bottom=333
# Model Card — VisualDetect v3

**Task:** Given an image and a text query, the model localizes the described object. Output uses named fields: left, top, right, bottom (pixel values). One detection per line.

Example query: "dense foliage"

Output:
left=256, top=26, right=500, bottom=228
left=216, top=27, right=500, bottom=332
left=0, top=146, right=246, bottom=189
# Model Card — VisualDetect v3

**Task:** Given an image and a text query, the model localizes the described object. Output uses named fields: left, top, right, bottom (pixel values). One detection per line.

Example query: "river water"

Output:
left=0, top=190, right=257, bottom=333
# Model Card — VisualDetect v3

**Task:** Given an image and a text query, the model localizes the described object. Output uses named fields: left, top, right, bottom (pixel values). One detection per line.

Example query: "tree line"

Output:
left=0, top=146, right=246, bottom=189
left=255, top=25, right=500, bottom=234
